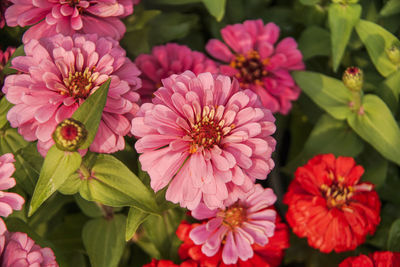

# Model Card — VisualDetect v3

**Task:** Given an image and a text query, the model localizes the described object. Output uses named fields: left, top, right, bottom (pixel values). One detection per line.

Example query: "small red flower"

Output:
left=283, top=154, right=381, bottom=253
left=176, top=213, right=289, bottom=267
left=339, top=251, right=400, bottom=267
left=143, top=259, right=179, bottom=267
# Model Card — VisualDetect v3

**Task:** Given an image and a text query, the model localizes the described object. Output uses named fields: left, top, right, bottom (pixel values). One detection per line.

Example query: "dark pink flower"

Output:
left=0, top=46, right=16, bottom=88
left=0, top=153, right=24, bottom=220
left=206, top=19, right=304, bottom=114
left=5, top=0, right=137, bottom=42
left=189, top=184, right=277, bottom=264
left=2, top=232, right=58, bottom=266
left=131, top=71, right=276, bottom=210
left=135, top=43, right=218, bottom=103
left=3, top=33, right=141, bottom=156
left=0, top=0, right=11, bottom=28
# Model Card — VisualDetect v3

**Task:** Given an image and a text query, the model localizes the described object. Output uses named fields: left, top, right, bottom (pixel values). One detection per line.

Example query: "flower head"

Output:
left=0, top=46, right=15, bottom=88
left=206, top=19, right=304, bottom=114
left=3, top=33, right=141, bottom=156
left=0, top=0, right=11, bottom=28
left=342, top=67, right=363, bottom=92
left=188, top=185, right=277, bottom=264
left=52, top=118, right=87, bottom=151
left=386, top=43, right=400, bottom=65
left=177, top=213, right=289, bottom=267
left=283, top=154, right=381, bottom=253
left=5, top=0, right=137, bottom=42
left=1, top=232, right=58, bottom=267
left=339, top=251, right=400, bottom=267
left=131, top=71, right=276, bottom=210
left=135, top=43, right=218, bottom=103
left=0, top=153, right=24, bottom=220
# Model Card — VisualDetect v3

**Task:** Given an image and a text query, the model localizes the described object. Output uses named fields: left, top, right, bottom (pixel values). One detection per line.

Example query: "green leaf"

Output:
left=75, top=194, right=104, bottom=218
left=292, top=71, right=353, bottom=120
left=328, top=3, right=361, bottom=71
left=29, top=147, right=82, bottom=216
left=379, top=70, right=400, bottom=111
left=284, top=114, right=364, bottom=174
left=79, top=154, right=160, bottom=214
left=202, top=0, right=226, bottom=21
left=380, top=0, right=400, bottom=17
left=83, top=215, right=126, bottom=267
left=298, top=26, right=331, bottom=60
left=0, top=127, right=29, bottom=155
left=125, top=207, right=149, bottom=241
left=347, top=94, right=400, bottom=165
left=300, top=0, right=320, bottom=5
left=358, top=145, right=388, bottom=188
left=387, top=219, right=400, bottom=251
left=0, top=98, right=13, bottom=129
left=72, top=78, right=111, bottom=149
left=125, top=9, right=161, bottom=32
left=355, top=20, right=399, bottom=77
left=2, top=45, right=25, bottom=75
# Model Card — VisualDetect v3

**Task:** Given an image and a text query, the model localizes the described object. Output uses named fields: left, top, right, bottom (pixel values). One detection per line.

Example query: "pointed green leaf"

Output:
left=202, top=0, right=226, bottom=21
left=379, top=70, right=400, bottom=112
left=29, top=146, right=82, bottom=216
left=298, top=26, right=331, bottom=60
left=292, top=71, right=353, bottom=120
left=0, top=127, right=29, bottom=155
left=79, top=154, right=160, bottom=214
left=380, top=0, right=400, bottom=17
left=83, top=215, right=126, bottom=267
left=328, top=3, right=361, bottom=71
left=347, top=94, right=400, bottom=165
left=72, top=78, right=111, bottom=149
left=125, top=207, right=149, bottom=241
left=0, top=98, right=13, bottom=129
left=2, top=45, right=25, bottom=75
left=387, top=219, right=400, bottom=251
left=356, top=20, right=400, bottom=77
left=75, top=194, right=104, bottom=218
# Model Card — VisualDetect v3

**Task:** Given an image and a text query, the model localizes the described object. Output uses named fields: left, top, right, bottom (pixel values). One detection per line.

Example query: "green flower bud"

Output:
left=342, top=67, right=363, bottom=92
left=52, top=118, right=88, bottom=151
left=386, top=44, right=400, bottom=65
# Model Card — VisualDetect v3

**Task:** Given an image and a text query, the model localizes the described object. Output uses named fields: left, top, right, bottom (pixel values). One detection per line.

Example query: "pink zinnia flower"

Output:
left=131, top=71, right=276, bottom=210
left=3, top=33, right=141, bottom=156
left=2, top=232, right=58, bottom=266
left=5, top=0, right=137, bottom=43
left=189, top=184, right=277, bottom=265
left=206, top=19, right=305, bottom=114
left=0, top=153, right=24, bottom=220
left=135, top=43, right=218, bottom=103
left=0, top=0, right=11, bottom=28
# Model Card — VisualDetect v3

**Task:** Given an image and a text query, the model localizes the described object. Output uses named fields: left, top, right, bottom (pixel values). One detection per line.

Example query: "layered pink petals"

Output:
left=135, top=43, right=218, bottom=103
left=5, top=0, right=137, bottom=42
left=189, top=184, right=277, bottom=264
left=206, top=19, right=305, bottom=115
left=132, top=71, right=276, bottom=210
left=0, top=153, right=24, bottom=219
left=3, top=33, right=141, bottom=156
left=2, top=232, right=58, bottom=267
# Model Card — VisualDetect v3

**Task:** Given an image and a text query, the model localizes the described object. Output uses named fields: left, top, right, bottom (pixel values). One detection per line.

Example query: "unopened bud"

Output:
left=342, top=67, right=363, bottom=92
left=386, top=44, right=400, bottom=65
left=52, top=118, right=87, bottom=151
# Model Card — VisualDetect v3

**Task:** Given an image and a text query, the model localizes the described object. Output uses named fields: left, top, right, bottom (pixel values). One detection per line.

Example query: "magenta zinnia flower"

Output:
left=0, top=153, right=24, bottom=220
left=0, top=46, right=16, bottom=88
left=2, top=232, right=58, bottom=266
left=135, top=43, right=218, bottom=103
left=131, top=71, right=276, bottom=210
left=189, top=184, right=277, bottom=264
left=3, top=33, right=141, bottom=156
left=0, top=0, right=11, bottom=28
left=5, top=0, right=137, bottom=43
left=206, top=19, right=305, bottom=115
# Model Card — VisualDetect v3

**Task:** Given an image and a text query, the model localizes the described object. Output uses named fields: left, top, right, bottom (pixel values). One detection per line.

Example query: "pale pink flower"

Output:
left=131, top=71, right=276, bottom=210
left=0, top=153, right=24, bottom=219
left=189, top=184, right=277, bottom=264
left=135, top=43, right=218, bottom=103
left=5, top=0, right=137, bottom=43
left=206, top=19, right=305, bottom=115
left=2, top=232, right=58, bottom=266
left=3, top=33, right=141, bottom=156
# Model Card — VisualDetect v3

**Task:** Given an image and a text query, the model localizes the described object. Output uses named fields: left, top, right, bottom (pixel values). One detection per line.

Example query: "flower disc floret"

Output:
left=3, top=33, right=141, bottom=156
left=206, top=19, right=305, bottom=114
left=189, top=185, right=277, bottom=264
left=283, top=154, right=381, bottom=253
left=5, top=0, right=137, bottom=42
left=131, top=71, right=276, bottom=210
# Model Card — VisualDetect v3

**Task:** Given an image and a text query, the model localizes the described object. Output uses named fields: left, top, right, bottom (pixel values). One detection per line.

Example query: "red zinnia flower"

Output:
left=339, top=251, right=400, bottom=267
left=176, top=213, right=289, bottom=267
left=143, top=259, right=179, bottom=267
left=283, top=154, right=381, bottom=253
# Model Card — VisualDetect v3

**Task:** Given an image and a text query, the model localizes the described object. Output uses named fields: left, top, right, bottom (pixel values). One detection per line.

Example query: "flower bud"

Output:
left=386, top=44, right=400, bottom=65
left=342, top=67, right=363, bottom=92
left=52, top=118, right=88, bottom=151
